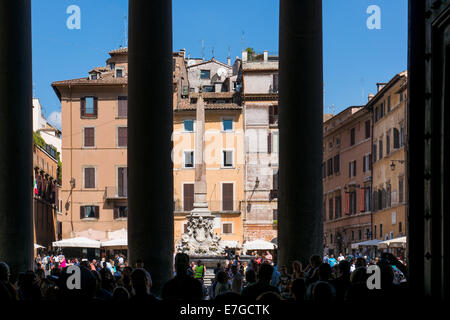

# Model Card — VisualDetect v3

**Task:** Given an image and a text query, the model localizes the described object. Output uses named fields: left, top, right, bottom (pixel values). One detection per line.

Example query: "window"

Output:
left=81, top=97, right=98, bottom=118
left=83, top=127, right=95, bottom=147
left=335, top=195, right=342, bottom=218
left=328, top=198, right=334, bottom=220
left=386, top=132, right=391, bottom=155
left=117, top=167, right=127, bottom=197
left=203, top=85, right=214, bottom=92
left=116, top=68, right=123, bottom=78
left=272, top=74, right=279, bottom=92
left=363, top=155, right=370, bottom=172
left=273, top=170, right=279, bottom=190
left=114, top=206, right=128, bottom=219
left=183, top=119, right=194, bottom=132
left=359, top=230, right=362, bottom=240
left=380, top=102, right=384, bottom=118
left=387, top=96, right=391, bottom=112
left=379, top=139, right=383, bottom=159
left=373, top=144, right=377, bottom=163
left=200, top=70, right=210, bottom=79
left=349, top=191, right=356, bottom=214
left=380, top=224, right=383, bottom=238
left=350, top=128, right=355, bottom=146
left=399, top=222, right=402, bottom=233
left=364, top=187, right=371, bottom=212
left=351, top=230, right=354, bottom=240
left=183, top=183, right=194, bottom=211
left=333, top=154, right=340, bottom=173
left=375, top=107, right=379, bottom=122
left=269, top=105, right=279, bottom=125
left=374, top=225, right=377, bottom=239
left=393, top=128, right=400, bottom=149
left=222, top=119, right=233, bottom=131
left=90, top=73, right=97, bottom=80
left=400, top=125, right=405, bottom=147
left=118, top=127, right=127, bottom=147
left=223, top=150, right=233, bottom=167
left=273, top=209, right=278, bottom=221
left=365, top=120, right=371, bottom=138
left=118, top=96, right=128, bottom=118
left=271, top=131, right=279, bottom=154
left=222, top=223, right=233, bottom=234
left=184, top=151, right=194, bottom=168
left=330, top=234, right=333, bottom=243
left=222, top=183, right=233, bottom=211
left=80, top=205, right=99, bottom=219
left=327, top=158, right=333, bottom=176
left=399, top=176, right=404, bottom=203
left=349, top=160, right=356, bottom=178
left=392, top=211, right=397, bottom=225
left=84, top=167, right=95, bottom=188
left=110, top=63, right=115, bottom=70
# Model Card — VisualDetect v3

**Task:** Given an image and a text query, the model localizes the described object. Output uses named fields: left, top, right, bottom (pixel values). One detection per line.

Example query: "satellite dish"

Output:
left=217, top=67, right=227, bottom=79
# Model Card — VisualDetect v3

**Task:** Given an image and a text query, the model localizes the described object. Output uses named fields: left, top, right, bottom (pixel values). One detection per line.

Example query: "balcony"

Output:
left=104, top=186, right=127, bottom=200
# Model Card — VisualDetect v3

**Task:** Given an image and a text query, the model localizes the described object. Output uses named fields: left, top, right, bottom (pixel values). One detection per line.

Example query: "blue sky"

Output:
left=32, top=0, right=407, bottom=129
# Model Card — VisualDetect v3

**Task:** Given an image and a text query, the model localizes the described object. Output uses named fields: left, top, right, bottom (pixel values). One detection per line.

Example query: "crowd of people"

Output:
left=0, top=249, right=409, bottom=303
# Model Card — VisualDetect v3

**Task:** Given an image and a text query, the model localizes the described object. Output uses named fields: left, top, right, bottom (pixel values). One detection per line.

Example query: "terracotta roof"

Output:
left=109, top=47, right=128, bottom=55
left=190, top=92, right=235, bottom=99
left=89, top=66, right=109, bottom=73
left=176, top=103, right=242, bottom=111
left=186, top=58, right=231, bottom=69
left=52, top=77, right=127, bottom=86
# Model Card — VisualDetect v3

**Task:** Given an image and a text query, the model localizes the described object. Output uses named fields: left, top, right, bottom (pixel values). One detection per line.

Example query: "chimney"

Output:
left=227, top=57, right=231, bottom=66
left=368, top=93, right=374, bottom=101
left=376, top=82, right=386, bottom=92
left=263, top=50, right=268, bottom=62
left=180, top=48, right=186, bottom=59
left=242, top=51, right=248, bottom=62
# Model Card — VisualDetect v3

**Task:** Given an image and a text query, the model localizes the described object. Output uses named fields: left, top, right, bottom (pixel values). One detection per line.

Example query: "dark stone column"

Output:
left=278, top=0, right=323, bottom=268
left=0, top=0, right=33, bottom=277
left=128, top=0, right=174, bottom=295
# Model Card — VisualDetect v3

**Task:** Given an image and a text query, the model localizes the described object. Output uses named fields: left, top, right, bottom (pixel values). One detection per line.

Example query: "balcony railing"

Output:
left=104, top=186, right=127, bottom=200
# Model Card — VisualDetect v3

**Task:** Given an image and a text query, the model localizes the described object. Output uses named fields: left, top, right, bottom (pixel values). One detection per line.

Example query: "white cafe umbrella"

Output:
left=378, top=236, right=407, bottom=249
left=101, top=238, right=127, bottom=249
left=34, top=244, right=45, bottom=249
left=52, top=237, right=101, bottom=249
left=220, top=240, right=241, bottom=249
left=243, top=239, right=276, bottom=251
left=351, top=239, right=382, bottom=249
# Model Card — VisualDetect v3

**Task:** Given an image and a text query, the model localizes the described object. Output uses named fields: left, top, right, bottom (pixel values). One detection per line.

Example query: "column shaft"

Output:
left=0, top=0, right=33, bottom=277
left=278, top=0, right=324, bottom=268
left=128, top=0, right=174, bottom=294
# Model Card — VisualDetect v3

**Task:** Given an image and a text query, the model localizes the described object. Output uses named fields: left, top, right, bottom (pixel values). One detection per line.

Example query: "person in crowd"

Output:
left=328, top=254, right=337, bottom=268
left=305, top=263, right=336, bottom=300
left=112, top=286, right=130, bottom=302
left=161, top=253, right=204, bottom=300
left=241, top=263, right=280, bottom=301
left=230, top=265, right=242, bottom=294
left=290, top=278, right=306, bottom=302
left=91, top=270, right=112, bottom=301
left=243, top=269, right=257, bottom=291
left=291, top=260, right=303, bottom=279
left=0, top=262, right=18, bottom=301
left=194, top=260, right=205, bottom=283
left=276, top=265, right=292, bottom=298
left=117, top=266, right=133, bottom=293
left=337, top=252, right=345, bottom=262
left=17, top=270, right=42, bottom=301
left=265, top=251, right=273, bottom=264
left=323, top=253, right=329, bottom=264
left=303, top=254, right=322, bottom=285
left=330, top=260, right=351, bottom=301
left=345, top=266, right=370, bottom=302
left=355, top=257, right=366, bottom=269
left=271, top=264, right=281, bottom=289
left=213, top=262, right=222, bottom=276
left=130, top=268, right=157, bottom=302
left=214, top=271, right=230, bottom=297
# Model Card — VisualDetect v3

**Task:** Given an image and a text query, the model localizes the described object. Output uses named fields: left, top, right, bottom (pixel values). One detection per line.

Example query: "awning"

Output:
left=34, top=244, right=45, bottom=249
left=243, top=239, right=277, bottom=251
left=378, top=236, right=407, bottom=249
left=101, top=238, right=127, bottom=248
left=52, top=237, right=101, bottom=248
left=351, top=239, right=382, bottom=249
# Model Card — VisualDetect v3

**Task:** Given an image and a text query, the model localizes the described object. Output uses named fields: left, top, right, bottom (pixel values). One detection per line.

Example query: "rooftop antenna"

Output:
left=211, top=46, right=215, bottom=59
left=123, top=14, right=128, bottom=47
left=228, top=46, right=231, bottom=59
left=327, top=104, right=336, bottom=115
left=201, top=40, right=205, bottom=60
left=241, top=30, right=245, bottom=52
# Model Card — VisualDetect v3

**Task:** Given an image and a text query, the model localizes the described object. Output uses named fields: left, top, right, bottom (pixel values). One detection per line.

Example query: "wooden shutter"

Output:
left=94, top=206, right=100, bottom=219
left=360, top=188, right=365, bottom=212
left=80, top=97, right=86, bottom=117
left=365, top=120, right=371, bottom=138
left=354, top=160, right=356, bottom=175
left=85, top=168, right=95, bottom=188
left=114, top=207, right=119, bottom=219
left=93, top=97, right=98, bottom=117
left=369, top=154, right=373, bottom=170
left=268, top=105, right=274, bottom=124
left=183, top=184, right=194, bottom=211
left=222, top=183, right=233, bottom=211
left=118, top=127, right=127, bottom=147
left=118, top=96, right=128, bottom=118
left=267, top=132, right=272, bottom=154
left=345, top=193, right=350, bottom=215
left=393, top=128, right=400, bottom=149
left=334, top=155, right=340, bottom=173
left=80, top=206, right=85, bottom=219
left=349, top=162, right=352, bottom=178
left=84, top=128, right=94, bottom=147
